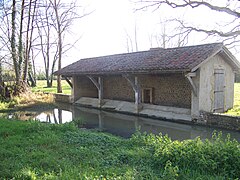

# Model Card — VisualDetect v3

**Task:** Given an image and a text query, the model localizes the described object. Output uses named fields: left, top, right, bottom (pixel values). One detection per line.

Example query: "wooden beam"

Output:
left=98, top=77, right=103, bottom=107
left=87, top=76, right=100, bottom=90
left=186, top=72, right=196, bottom=77
left=87, top=75, right=103, bottom=107
left=122, top=74, right=138, bottom=92
left=63, top=76, right=73, bottom=88
left=123, top=74, right=142, bottom=113
left=185, top=73, right=197, bottom=96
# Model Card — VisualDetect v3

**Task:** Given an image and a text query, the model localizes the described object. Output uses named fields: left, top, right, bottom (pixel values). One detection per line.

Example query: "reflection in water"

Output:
left=36, top=109, right=72, bottom=124
left=1, top=104, right=240, bottom=141
left=72, top=106, right=240, bottom=141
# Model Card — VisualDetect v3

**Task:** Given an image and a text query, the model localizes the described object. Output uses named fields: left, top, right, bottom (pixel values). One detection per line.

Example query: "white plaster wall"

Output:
left=198, top=54, right=234, bottom=112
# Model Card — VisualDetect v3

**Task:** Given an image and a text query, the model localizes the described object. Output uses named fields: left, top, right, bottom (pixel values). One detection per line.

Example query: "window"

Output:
left=142, top=88, right=153, bottom=104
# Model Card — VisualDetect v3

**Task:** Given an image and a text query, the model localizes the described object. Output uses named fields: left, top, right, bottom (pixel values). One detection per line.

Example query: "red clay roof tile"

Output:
left=56, top=43, right=223, bottom=76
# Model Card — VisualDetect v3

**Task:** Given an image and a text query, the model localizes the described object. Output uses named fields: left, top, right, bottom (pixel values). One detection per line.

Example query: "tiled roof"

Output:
left=56, top=43, right=224, bottom=76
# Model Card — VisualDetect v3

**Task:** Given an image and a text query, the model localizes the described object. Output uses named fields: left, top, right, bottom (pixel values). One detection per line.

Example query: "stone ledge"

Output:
left=197, top=112, right=240, bottom=131
left=54, top=94, right=71, bottom=103
left=74, top=97, right=191, bottom=121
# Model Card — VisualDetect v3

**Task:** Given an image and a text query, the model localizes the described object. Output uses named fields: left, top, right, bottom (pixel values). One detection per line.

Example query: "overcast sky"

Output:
left=53, top=0, right=239, bottom=68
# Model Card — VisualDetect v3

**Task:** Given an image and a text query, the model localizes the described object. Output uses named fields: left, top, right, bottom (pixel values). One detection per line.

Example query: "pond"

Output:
left=1, top=103, right=240, bottom=141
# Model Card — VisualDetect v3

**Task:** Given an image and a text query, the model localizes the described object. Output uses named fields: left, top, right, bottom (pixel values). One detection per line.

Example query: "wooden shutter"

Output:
left=214, top=69, right=225, bottom=113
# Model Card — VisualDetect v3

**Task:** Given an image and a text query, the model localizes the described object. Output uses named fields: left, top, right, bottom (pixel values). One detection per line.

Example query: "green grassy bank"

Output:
left=226, top=83, right=240, bottom=116
left=0, top=119, right=239, bottom=179
left=32, top=80, right=71, bottom=95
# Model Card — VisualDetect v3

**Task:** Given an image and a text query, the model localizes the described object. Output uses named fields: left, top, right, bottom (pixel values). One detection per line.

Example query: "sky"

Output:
left=51, top=0, right=240, bottom=68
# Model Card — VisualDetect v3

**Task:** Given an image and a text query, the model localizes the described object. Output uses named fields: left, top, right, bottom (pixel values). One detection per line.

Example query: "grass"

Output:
left=32, top=80, right=71, bottom=95
left=0, top=119, right=239, bottom=179
left=226, top=83, right=240, bottom=116
left=0, top=91, right=55, bottom=112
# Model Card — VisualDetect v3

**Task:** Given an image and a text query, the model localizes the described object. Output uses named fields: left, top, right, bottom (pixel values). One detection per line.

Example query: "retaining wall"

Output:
left=198, top=112, right=240, bottom=131
left=54, top=94, right=71, bottom=103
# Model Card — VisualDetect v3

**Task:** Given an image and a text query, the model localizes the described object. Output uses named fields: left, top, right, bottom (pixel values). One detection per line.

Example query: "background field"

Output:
left=32, top=80, right=71, bottom=95
left=226, top=83, right=240, bottom=116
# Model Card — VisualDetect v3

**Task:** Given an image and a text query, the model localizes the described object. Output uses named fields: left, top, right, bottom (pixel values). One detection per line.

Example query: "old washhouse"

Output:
left=55, top=43, right=240, bottom=121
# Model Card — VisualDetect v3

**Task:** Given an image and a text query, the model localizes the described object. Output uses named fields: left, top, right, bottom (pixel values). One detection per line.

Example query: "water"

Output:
left=1, top=103, right=240, bottom=141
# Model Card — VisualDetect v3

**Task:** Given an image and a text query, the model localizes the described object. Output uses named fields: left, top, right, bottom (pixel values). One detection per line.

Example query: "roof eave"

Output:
left=191, top=46, right=222, bottom=72
left=56, top=69, right=191, bottom=77
left=221, top=46, right=240, bottom=72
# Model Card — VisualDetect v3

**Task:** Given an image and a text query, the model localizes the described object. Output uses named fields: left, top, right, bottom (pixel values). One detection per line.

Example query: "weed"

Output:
left=0, top=119, right=239, bottom=179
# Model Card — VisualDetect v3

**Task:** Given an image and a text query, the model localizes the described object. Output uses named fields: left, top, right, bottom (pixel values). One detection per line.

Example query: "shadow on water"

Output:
left=1, top=103, right=240, bottom=141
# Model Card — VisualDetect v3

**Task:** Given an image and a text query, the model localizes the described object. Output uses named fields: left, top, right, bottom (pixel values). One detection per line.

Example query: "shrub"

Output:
left=130, top=131, right=240, bottom=178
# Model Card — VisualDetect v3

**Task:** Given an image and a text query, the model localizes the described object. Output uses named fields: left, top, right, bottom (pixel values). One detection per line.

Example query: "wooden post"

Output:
left=185, top=73, right=197, bottom=97
left=63, top=76, right=73, bottom=88
left=123, top=74, right=142, bottom=113
left=87, top=75, right=104, bottom=108
left=98, top=111, right=103, bottom=129
left=134, top=76, right=142, bottom=112
left=98, top=77, right=103, bottom=108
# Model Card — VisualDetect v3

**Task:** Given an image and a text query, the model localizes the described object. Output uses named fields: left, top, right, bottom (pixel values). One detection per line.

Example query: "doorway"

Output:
left=142, top=88, right=153, bottom=104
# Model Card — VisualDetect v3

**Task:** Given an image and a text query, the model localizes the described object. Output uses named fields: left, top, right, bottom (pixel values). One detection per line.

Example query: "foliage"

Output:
left=32, top=80, right=71, bottom=95
left=0, top=119, right=239, bottom=179
left=0, top=91, right=54, bottom=111
left=0, top=83, right=28, bottom=101
left=36, top=71, right=47, bottom=80
left=131, top=131, right=240, bottom=178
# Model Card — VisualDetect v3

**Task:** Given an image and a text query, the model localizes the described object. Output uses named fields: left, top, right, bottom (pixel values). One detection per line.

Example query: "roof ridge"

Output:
left=162, top=42, right=223, bottom=50
left=80, top=42, right=223, bottom=61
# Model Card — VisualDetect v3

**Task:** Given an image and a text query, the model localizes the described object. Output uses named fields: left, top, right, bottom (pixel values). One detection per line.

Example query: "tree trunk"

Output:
left=54, top=0, right=62, bottom=93
left=0, top=60, right=3, bottom=86
left=18, top=0, right=25, bottom=81
left=23, top=0, right=32, bottom=82
left=11, top=0, right=19, bottom=84
left=30, top=48, right=37, bottom=87
left=24, top=0, right=37, bottom=83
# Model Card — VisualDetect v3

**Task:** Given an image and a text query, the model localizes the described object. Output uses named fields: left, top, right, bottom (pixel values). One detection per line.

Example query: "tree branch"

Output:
left=137, top=0, right=240, bottom=17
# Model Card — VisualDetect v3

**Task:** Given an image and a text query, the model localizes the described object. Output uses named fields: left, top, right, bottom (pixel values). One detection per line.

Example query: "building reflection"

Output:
left=5, top=103, right=237, bottom=141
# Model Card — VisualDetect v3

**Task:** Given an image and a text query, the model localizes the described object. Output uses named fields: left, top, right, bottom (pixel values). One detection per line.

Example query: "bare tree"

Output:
left=1, top=0, right=38, bottom=89
left=23, top=0, right=37, bottom=84
left=148, top=19, right=189, bottom=49
left=136, top=0, right=240, bottom=50
left=50, top=0, right=63, bottom=93
left=36, top=0, right=90, bottom=91
left=124, top=21, right=139, bottom=52
left=36, top=0, right=56, bottom=87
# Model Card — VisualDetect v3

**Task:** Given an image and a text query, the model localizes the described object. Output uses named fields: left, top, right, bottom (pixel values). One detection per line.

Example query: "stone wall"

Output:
left=54, top=94, right=71, bottom=103
left=139, top=74, right=191, bottom=108
left=198, top=112, right=240, bottom=131
left=74, top=73, right=191, bottom=108
left=102, top=74, right=191, bottom=108
left=103, top=75, right=135, bottom=102
left=73, top=76, right=98, bottom=101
